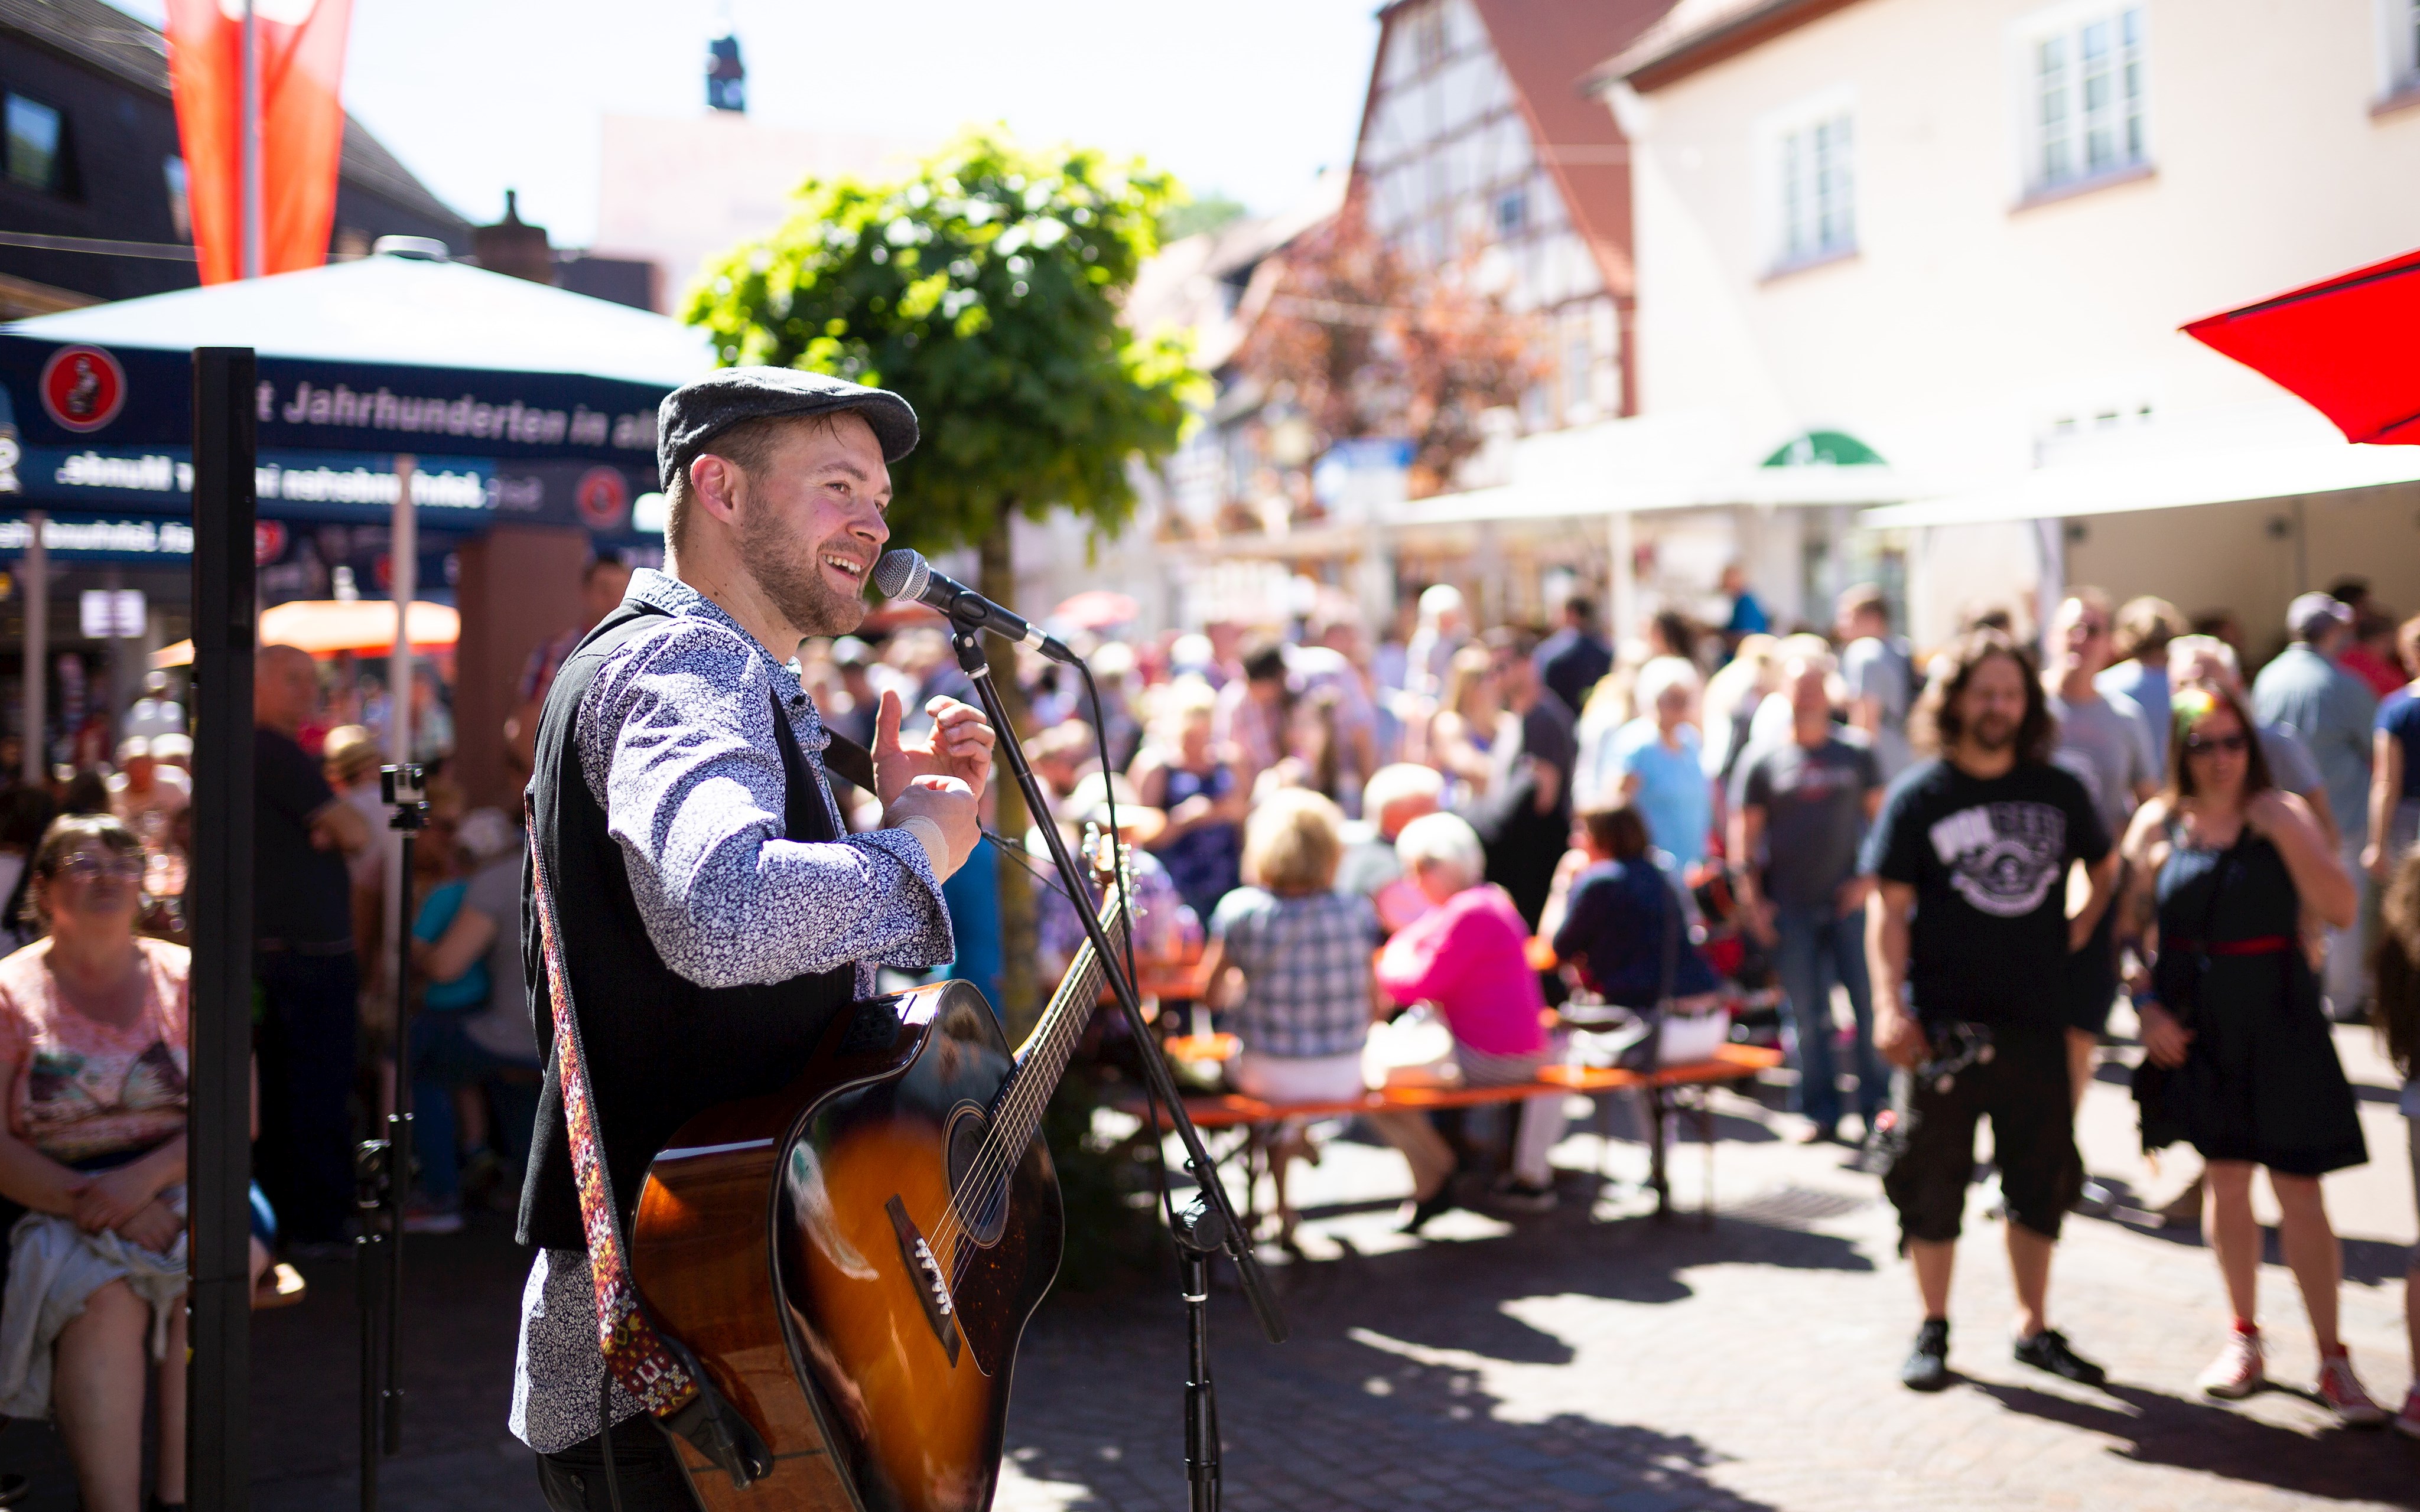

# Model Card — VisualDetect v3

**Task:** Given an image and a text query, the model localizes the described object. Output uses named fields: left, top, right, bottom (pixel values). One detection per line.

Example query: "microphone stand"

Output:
left=357, top=764, right=425, bottom=1512
left=946, top=623, right=1283, bottom=1512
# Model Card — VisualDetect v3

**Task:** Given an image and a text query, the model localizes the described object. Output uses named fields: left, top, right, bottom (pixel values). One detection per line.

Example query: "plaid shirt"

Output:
left=1211, top=888, right=1380, bottom=1058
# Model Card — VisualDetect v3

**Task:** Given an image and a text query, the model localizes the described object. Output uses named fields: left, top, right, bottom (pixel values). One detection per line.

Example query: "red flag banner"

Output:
left=165, top=0, right=355, bottom=285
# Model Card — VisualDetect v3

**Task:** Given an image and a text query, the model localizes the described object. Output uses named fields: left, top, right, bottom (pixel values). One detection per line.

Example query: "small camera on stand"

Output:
left=379, top=762, right=426, bottom=809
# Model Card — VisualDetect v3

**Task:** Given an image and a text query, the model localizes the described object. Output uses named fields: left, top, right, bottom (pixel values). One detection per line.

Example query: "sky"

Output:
left=109, top=0, right=1382, bottom=246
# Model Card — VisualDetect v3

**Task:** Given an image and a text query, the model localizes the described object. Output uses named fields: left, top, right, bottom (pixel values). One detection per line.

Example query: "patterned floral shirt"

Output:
left=0, top=937, right=187, bottom=1166
left=512, top=568, right=954, bottom=1454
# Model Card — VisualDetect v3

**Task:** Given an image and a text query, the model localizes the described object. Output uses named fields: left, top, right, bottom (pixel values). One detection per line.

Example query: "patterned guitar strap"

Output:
left=524, top=793, right=772, bottom=1488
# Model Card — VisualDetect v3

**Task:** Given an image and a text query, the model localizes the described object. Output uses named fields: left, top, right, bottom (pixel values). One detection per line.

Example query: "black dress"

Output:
left=2152, top=825, right=2366, bottom=1175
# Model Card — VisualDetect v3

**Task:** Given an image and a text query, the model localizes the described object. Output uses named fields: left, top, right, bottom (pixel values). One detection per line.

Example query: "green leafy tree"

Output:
left=686, top=128, right=1199, bottom=1033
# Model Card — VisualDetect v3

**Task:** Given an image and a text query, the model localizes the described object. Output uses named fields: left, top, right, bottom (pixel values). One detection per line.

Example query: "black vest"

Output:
left=516, top=599, right=857, bottom=1251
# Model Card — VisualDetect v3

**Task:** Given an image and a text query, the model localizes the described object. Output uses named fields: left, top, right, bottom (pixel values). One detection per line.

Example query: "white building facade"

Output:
left=1596, top=0, right=2420, bottom=650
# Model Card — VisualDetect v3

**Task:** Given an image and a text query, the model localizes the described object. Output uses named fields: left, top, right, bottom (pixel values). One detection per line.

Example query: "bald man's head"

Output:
left=254, top=645, right=319, bottom=737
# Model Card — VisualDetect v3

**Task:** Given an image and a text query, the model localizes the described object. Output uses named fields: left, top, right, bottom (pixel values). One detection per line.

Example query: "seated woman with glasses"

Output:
left=0, top=813, right=252, bottom=1512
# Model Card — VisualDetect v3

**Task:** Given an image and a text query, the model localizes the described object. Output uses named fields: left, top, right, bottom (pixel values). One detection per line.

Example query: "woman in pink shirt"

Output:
left=1378, top=812, right=1562, bottom=1223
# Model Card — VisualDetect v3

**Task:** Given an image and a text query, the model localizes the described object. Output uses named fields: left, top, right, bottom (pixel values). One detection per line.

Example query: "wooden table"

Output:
left=1119, top=1042, right=1783, bottom=1228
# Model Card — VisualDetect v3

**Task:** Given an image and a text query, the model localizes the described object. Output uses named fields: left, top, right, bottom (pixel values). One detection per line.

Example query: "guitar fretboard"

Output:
left=990, top=885, right=1130, bottom=1158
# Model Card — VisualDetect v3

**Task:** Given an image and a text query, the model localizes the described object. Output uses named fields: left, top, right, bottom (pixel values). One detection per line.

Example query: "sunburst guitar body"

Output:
left=630, top=842, right=1130, bottom=1512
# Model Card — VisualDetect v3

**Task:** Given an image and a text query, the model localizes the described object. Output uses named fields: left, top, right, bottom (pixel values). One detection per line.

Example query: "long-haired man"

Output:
left=1862, top=629, right=2120, bottom=1392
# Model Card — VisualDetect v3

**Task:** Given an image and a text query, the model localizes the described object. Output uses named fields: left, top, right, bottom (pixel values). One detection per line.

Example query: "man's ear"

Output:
left=688, top=454, right=744, bottom=527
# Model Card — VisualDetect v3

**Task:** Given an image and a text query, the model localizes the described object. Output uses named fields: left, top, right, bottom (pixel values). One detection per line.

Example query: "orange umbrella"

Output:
left=152, top=598, right=459, bottom=667
left=1050, top=589, right=1140, bottom=630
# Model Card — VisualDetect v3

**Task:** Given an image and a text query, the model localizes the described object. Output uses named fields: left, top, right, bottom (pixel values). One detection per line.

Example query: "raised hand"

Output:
left=872, top=690, right=995, bottom=804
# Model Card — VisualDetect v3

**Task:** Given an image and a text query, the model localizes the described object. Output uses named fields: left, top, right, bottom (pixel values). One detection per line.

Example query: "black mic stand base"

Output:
left=1175, top=1195, right=1225, bottom=1512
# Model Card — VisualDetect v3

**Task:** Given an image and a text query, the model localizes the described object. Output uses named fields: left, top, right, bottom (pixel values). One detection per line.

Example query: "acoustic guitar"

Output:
left=630, top=837, right=1133, bottom=1512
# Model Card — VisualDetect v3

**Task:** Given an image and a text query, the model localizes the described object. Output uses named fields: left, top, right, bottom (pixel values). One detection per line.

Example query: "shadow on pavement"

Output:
left=1971, top=1379, right=2418, bottom=1504
left=1009, top=1287, right=1782, bottom=1511
left=2100, top=1208, right=2414, bottom=1288
left=1255, top=1178, right=1876, bottom=1366
left=249, top=1218, right=540, bottom=1512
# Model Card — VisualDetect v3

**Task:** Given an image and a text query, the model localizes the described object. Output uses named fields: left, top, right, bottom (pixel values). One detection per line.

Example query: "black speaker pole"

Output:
left=188, top=347, right=256, bottom=1512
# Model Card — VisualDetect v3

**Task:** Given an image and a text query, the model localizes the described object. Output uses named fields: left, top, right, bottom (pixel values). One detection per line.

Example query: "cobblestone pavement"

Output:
left=4, top=1020, right=2406, bottom=1510
left=996, top=1018, right=2418, bottom=1512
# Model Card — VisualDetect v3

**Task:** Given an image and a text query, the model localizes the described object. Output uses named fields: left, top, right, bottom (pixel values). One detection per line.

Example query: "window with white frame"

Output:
left=2383, top=0, right=2420, bottom=92
left=1777, top=113, right=1855, bottom=265
left=2029, top=6, right=2147, bottom=190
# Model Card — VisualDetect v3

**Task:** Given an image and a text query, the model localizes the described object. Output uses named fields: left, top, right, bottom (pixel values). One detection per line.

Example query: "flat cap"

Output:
left=657, top=366, right=918, bottom=489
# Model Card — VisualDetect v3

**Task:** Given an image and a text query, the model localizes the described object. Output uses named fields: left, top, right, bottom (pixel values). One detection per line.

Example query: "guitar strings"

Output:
left=909, top=836, right=1104, bottom=1253
left=924, top=904, right=1121, bottom=1256
left=923, top=885, right=1126, bottom=1259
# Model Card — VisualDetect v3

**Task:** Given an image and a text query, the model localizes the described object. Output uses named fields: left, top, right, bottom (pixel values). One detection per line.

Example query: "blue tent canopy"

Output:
left=0, top=253, right=715, bottom=561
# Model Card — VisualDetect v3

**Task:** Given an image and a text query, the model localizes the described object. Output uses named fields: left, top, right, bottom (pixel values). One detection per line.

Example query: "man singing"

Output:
left=509, top=369, right=994, bottom=1510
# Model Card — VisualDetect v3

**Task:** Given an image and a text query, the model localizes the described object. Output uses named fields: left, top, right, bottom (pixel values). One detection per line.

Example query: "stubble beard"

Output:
left=1968, top=711, right=2018, bottom=752
left=739, top=508, right=866, bottom=640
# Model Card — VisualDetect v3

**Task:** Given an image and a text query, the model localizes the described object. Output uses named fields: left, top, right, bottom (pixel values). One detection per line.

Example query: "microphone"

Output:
left=872, top=548, right=1078, bottom=664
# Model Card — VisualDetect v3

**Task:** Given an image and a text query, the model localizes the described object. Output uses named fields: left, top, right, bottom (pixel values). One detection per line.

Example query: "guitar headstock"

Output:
left=1078, top=824, right=1136, bottom=903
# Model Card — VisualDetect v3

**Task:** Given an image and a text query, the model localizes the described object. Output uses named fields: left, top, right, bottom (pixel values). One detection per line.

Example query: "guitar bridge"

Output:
left=884, top=1195, right=961, bottom=1367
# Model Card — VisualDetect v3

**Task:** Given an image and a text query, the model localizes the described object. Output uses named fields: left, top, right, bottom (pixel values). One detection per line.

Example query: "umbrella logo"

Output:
left=39, top=346, right=126, bottom=434
left=574, top=467, right=628, bottom=530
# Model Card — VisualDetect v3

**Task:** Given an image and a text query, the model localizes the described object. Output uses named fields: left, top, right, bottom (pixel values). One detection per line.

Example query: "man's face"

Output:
left=254, top=651, right=318, bottom=734
left=1489, top=648, right=1534, bottom=703
left=582, top=562, right=633, bottom=624
left=1787, top=662, right=1830, bottom=722
left=1654, top=684, right=1689, bottom=730
left=724, top=413, right=891, bottom=640
left=1955, top=652, right=2029, bottom=752
left=2055, top=598, right=2112, bottom=674
left=123, top=755, right=155, bottom=791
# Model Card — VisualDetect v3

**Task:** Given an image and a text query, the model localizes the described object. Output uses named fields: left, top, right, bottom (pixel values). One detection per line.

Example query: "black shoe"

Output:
left=1902, top=1319, right=1951, bottom=1392
left=1400, top=1187, right=1456, bottom=1235
left=2014, top=1328, right=2106, bottom=1386
left=1489, top=1178, right=1559, bottom=1213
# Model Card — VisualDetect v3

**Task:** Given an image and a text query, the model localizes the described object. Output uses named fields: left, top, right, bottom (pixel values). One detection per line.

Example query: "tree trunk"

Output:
left=979, top=511, right=1042, bottom=1042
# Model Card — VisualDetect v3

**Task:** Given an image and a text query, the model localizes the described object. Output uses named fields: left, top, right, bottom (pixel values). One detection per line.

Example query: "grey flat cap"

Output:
left=657, top=366, right=919, bottom=488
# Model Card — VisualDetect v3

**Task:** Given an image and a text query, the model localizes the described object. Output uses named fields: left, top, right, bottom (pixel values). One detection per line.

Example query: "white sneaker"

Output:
left=2196, top=1329, right=2264, bottom=1399
left=2315, top=1352, right=2388, bottom=1426
left=2394, top=1384, right=2420, bottom=1439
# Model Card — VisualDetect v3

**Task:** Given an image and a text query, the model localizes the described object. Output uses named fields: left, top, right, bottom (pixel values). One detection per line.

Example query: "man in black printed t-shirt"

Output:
left=1860, top=630, right=2119, bottom=1393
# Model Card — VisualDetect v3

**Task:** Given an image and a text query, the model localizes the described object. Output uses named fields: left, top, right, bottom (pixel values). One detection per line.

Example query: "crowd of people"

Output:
left=0, top=546, right=2412, bottom=1508
left=826, top=569, right=2418, bottom=1428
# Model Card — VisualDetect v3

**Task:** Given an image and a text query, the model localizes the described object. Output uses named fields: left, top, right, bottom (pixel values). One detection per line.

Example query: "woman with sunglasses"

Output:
left=2118, top=685, right=2379, bottom=1420
left=0, top=814, right=199, bottom=1510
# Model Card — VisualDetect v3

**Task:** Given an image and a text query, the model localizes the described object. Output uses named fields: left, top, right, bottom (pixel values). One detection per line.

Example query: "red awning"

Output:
left=2182, top=246, right=2420, bottom=445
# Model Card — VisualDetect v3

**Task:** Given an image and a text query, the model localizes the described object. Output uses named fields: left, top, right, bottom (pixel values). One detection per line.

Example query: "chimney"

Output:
left=474, top=190, right=554, bottom=285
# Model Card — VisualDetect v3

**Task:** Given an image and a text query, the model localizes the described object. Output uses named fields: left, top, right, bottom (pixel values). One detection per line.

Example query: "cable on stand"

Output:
left=357, top=762, right=425, bottom=1512
left=946, top=622, right=1284, bottom=1512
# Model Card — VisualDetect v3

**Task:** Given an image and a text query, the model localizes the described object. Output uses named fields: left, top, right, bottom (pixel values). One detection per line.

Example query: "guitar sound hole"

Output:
left=944, top=1103, right=1011, bottom=1247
